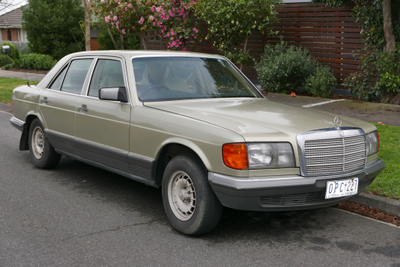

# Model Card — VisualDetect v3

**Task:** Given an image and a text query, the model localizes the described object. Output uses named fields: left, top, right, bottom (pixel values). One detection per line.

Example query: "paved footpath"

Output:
left=1, top=70, right=399, bottom=219
left=0, top=69, right=46, bottom=82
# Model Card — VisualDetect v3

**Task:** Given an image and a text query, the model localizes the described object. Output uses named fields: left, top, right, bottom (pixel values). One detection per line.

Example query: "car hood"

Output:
left=145, top=98, right=373, bottom=142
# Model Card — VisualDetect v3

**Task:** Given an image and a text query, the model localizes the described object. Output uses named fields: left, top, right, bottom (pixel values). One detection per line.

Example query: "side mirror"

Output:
left=99, top=87, right=129, bottom=103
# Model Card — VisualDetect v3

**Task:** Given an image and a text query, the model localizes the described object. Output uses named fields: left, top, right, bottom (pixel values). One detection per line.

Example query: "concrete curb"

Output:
left=349, top=192, right=400, bottom=217
left=0, top=103, right=13, bottom=113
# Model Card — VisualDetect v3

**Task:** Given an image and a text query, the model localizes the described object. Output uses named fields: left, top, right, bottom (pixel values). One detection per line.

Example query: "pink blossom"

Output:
left=192, top=27, right=198, bottom=33
left=101, top=0, right=105, bottom=3
left=113, top=16, right=118, bottom=21
left=127, top=3, right=132, bottom=8
left=156, top=7, right=161, bottom=12
left=149, top=15, right=154, bottom=21
left=139, top=16, right=145, bottom=24
left=122, top=29, right=126, bottom=34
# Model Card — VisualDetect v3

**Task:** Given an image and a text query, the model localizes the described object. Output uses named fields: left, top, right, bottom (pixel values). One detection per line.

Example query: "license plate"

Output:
left=325, top=178, right=359, bottom=199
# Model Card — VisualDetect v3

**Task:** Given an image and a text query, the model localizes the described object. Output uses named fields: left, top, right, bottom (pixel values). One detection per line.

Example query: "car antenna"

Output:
left=23, top=58, right=30, bottom=87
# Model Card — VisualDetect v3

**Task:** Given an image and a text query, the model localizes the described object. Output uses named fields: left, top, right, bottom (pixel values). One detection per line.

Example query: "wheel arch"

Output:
left=154, top=140, right=211, bottom=186
left=19, top=114, right=43, bottom=150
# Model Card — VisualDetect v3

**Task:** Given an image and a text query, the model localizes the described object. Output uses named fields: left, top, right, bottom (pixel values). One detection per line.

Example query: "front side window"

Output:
left=88, top=59, right=125, bottom=97
left=132, top=57, right=261, bottom=102
left=60, top=59, right=93, bottom=94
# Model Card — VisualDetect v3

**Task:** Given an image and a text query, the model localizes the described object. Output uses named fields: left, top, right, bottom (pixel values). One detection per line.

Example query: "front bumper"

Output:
left=10, top=116, right=25, bottom=132
left=208, top=159, right=385, bottom=212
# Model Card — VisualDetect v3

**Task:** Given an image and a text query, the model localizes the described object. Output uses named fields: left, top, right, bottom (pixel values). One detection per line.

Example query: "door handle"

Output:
left=77, top=104, right=89, bottom=113
left=40, top=97, right=48, bottom=103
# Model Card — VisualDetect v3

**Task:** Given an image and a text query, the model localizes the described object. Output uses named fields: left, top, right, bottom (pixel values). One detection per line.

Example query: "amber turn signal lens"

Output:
left=222, top=143, right=248, bottom=170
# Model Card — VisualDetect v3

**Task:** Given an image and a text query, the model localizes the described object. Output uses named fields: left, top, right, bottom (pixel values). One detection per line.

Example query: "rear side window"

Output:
left=88, top=59, right=124, bottom=97
left=49, top=66, right=68, bottom=90
left=58, top=59, right=93, bottom=94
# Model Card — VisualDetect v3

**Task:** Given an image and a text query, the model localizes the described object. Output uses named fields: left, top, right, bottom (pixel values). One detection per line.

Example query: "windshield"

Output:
left=132, top=57, right=261, bottom=102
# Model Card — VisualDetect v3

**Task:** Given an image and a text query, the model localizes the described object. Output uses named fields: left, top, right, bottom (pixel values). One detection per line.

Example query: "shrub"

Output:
left=345, top=46, right=400, bottom=102
left=304, top=65, right=337, bottom=98
left=255, top=41, right=318, bottom=94
left=0, top=54, right=14, bottom=67
left=2, top=63, right=14, bottom=70
left=22, top=53, right=56, bottom=70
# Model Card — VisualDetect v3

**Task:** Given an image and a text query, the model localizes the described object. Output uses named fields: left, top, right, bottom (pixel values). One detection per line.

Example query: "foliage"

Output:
left=0, top=55, right=14, bottom=67
left=366, top=123, right=400, bottom=199
left=0, top=77, right=39, bottom=104
left=0, top=41, right=19, bottom=60
left=255, top=41, right=318, bottom=94
left=96, top=27, right=140, bottom=50
left=22, top=0, right=85, bottom=60
left=345, top=46, right=400, bottom=101
left=22, top=53, right=56, bottom=70
left=304, top=65, right=337, bottom=98
left=196, top=0, right=279, bottom=69
left=94, top=0, right=200, bottom=50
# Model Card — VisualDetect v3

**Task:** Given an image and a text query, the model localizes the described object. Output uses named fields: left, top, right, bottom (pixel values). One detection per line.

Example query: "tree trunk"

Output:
left=382, top=0, right=395, bottom=52
left=120, top=34, right=124, bottom=50
left=106, top=24, right=118, bottom=50
left=140, top=35, right=147, bottom=50
left=239, top=35, right=249, bottom=71
left=381, top=91, right=400, bottom=105
left=82, top=0, right=93, bottom=51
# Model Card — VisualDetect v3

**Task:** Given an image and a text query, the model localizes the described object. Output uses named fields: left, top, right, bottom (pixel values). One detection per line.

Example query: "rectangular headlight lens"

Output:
left=366, top=131, right=379, bottom=156
left=247, top=143, right=295, bottom=169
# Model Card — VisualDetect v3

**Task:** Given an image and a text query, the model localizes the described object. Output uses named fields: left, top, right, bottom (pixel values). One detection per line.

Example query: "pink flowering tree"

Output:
left=95, top=0, right=200, bottom=50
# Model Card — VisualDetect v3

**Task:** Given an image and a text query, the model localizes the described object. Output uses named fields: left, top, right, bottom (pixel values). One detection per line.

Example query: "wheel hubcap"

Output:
left=31, top=126, right=44, bottom=159
left=168, top=170, right=196, bottom=221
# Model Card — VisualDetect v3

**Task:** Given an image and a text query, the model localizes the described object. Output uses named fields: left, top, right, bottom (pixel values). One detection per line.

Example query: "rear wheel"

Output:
left=28, top=119, right=61, bottom=169
left=162, top=154, right=222, bottom=235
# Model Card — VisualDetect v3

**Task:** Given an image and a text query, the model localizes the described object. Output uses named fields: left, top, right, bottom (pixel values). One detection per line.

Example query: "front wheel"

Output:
left=162, top=154, right=222, bottom=235
left=28, top=119, right=61, bottom=169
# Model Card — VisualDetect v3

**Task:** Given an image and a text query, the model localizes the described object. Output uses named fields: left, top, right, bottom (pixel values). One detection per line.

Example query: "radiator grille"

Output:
left=303, top=134, right=366, bottom=175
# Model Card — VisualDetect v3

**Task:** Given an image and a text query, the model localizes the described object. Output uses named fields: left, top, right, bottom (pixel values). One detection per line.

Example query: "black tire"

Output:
left=162, top=153, right=223, bottom=235
left=28, top=119, right=61, bottom=169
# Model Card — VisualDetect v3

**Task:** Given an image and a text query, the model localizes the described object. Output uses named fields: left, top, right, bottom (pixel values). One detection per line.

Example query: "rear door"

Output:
left=39, top=58, right=94, bottom=154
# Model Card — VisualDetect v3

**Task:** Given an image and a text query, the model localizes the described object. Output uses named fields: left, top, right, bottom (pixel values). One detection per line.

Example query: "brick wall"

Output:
left=1, top=28, right=19, bottom=41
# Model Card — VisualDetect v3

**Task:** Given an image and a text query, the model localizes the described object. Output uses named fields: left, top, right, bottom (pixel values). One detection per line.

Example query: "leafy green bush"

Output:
left=0, top=54, right=14, bottom=67
left=22, top=53, right=56, bottom=70
left=304, top=65, right=337, bottom=98
left=345, top=46, right=400, bottom=102
left=2, top=63, right=14, bottom=70
left=255, top=41, right=318, bottom=94
left=0, top=41, right=19, bottom=60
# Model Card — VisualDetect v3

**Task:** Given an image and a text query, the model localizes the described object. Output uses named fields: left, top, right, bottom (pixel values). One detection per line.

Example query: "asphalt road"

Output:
left=1, top=111, right=399, bottom=267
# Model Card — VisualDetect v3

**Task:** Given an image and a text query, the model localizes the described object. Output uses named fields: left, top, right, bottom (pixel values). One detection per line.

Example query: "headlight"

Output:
left=366, top=131, right=379, bottom=156
left=222, top=143, right=295, bottom=170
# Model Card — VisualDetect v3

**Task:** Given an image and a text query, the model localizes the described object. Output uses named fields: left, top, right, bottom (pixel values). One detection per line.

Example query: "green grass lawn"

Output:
left=0, top=77, right=39, bottom=104
left=365, top=123, right=400, bottom=200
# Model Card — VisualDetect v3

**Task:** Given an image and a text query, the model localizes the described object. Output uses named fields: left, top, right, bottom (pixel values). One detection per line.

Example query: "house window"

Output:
left=7, top=29, right=12, bottom=41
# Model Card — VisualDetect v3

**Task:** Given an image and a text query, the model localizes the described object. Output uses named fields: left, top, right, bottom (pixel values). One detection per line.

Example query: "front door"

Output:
left=75, top=58, right=131, bottom=172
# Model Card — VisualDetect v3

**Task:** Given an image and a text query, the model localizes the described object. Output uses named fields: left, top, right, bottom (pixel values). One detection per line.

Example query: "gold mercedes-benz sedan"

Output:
left=10, top=51, right=385, bottom=235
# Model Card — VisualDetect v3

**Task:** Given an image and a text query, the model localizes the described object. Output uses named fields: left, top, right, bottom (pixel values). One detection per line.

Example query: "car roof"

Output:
left=66, top=50, right=224, bottom=59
